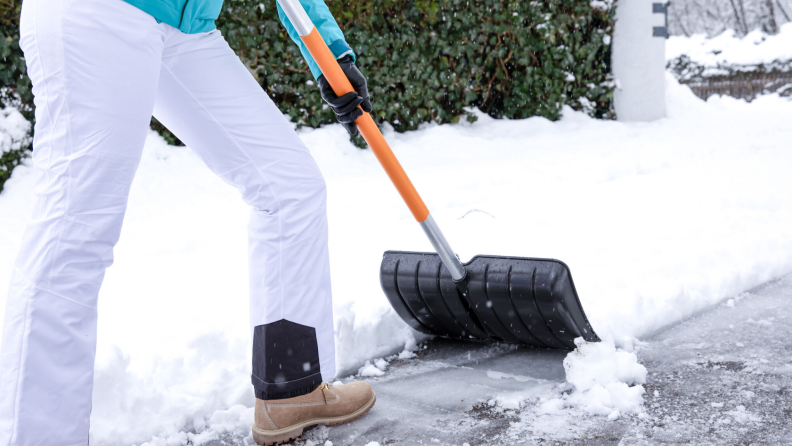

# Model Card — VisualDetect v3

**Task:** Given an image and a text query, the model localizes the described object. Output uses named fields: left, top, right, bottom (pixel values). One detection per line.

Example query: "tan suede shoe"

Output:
left=252, top=381, right=376, bottom=445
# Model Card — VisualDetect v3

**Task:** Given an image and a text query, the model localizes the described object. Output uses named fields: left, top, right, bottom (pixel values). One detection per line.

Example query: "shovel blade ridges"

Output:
left=380, top=251, right=600, bottom=349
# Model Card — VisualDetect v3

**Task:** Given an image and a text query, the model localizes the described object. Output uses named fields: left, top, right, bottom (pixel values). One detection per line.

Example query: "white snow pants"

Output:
left=0, top=0, right=335, bottom=444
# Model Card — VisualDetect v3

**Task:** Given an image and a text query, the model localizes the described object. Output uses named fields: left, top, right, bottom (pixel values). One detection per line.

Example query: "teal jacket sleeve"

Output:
left=277, top=0, right=355, bottom=79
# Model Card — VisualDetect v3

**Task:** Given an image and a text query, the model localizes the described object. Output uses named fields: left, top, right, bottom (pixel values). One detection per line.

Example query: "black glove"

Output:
left=317, top=55, right=372, bottom=135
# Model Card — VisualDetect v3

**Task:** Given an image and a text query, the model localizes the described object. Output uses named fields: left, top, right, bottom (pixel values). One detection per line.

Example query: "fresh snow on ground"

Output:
left=667, top=22, right=792, bottom=65
left=1, top=76, right=791, bottom=444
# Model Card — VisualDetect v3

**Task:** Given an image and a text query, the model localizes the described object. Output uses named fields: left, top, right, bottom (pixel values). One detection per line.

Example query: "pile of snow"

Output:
left=487, top=338, right=647, bottom=442
left=357, top=358, right=387, bottom=377
left=0, top=107, right=30, bottom=155
left=1, top=75, right=792, bottom=444
left=491, top=338, right=646, bottom=421
left=667, top=22, right=792, bottom=66
left=556, top=338, right=647, bottom=419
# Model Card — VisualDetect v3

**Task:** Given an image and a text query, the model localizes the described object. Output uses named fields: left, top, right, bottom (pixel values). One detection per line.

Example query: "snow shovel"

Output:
left=278, top=0, right=599, bottom=349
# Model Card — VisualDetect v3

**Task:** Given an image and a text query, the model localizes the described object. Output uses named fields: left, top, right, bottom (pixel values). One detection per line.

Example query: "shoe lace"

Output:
left=318, top=382, right=330, bottom=404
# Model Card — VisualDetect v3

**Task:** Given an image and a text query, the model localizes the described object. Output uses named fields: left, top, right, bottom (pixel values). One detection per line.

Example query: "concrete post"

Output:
left=612, top=0, right=668, bottom=121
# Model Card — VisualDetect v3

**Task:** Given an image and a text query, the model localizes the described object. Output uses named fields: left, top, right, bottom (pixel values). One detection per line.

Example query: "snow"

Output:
left=564, top=339, right=646, bottom=392
left=667, top=22, right=792, bottom=66
left=374, top=358, right=388, bottom=370
left=561, top=338, right=646, bottom=416
left=487, top=370, right=535, bottom=382
left=0, top=107, right=30, bottom=155
left=397, top=349, right=416, bottom=359
left=503, top=338, right=647, bottom=420
left=590, top=0, right=612, bottom=10
left=358, top=361, right=385, bottom=377
left=1, top=75, right=792, bottom=444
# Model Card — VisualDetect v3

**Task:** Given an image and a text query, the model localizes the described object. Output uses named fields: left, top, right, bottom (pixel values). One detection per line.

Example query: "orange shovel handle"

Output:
left=300, top=28, right=430, bottom=223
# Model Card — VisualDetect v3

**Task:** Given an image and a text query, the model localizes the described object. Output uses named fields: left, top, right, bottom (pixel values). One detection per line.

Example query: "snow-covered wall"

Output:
left=612, top=0, right=667, bottom=120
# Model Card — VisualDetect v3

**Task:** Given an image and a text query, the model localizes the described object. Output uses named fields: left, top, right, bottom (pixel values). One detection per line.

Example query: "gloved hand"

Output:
left=317, top=55, right=372, bottom=135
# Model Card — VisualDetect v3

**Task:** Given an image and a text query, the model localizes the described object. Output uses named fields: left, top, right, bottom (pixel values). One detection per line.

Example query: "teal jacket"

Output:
left=123, top=0, right=354, bottom=79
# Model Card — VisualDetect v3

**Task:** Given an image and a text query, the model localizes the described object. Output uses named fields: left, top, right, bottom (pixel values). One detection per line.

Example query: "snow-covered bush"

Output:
left=0, top=107, right=31, bottom=155
left=0, top=1, right=34, bottom=192
left=0, top=109, right=31, bottom=192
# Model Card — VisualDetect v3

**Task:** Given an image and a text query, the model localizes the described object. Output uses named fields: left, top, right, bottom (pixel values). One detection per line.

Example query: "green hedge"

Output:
left=219, top=0, right=615, bottom=134
left=0, top=0, right=615, bottom=192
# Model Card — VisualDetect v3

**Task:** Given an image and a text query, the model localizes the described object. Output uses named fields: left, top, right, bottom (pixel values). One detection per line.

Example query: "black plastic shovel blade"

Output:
left=380, top=251, right=599, bottom=350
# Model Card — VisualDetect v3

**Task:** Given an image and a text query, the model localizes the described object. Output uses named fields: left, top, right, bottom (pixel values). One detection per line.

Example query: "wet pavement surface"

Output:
left=309, top=339, right=565, bottom=446
left=611, top=275, right=792, bottom=446
left=209, top=274, right=792, bottom=446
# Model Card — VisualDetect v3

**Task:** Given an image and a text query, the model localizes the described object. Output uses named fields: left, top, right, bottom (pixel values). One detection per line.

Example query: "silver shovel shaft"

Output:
left=420, top=215, right=467, bottom=281
left=277, top=0, right=314, bottom=36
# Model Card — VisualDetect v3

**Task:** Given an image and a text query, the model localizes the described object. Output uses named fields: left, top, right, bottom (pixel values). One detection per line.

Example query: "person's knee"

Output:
left=277, top=165, right=327, bottom=219
left=240, top=155, right=327, bottom=217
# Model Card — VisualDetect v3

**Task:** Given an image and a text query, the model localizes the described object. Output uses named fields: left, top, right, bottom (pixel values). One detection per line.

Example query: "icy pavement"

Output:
left=617, top=274, right=792, bottom=445
left=324, top=342, right=569, bottom=445
left=248, top=273, right=792, bottom=446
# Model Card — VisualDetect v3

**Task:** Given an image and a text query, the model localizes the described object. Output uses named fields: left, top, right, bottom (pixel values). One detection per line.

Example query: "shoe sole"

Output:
left=251, top=392, right=377, bottom=445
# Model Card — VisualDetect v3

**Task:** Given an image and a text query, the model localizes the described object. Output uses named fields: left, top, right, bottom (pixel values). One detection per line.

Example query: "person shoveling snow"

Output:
left=0, top=0, right=376, bottom=444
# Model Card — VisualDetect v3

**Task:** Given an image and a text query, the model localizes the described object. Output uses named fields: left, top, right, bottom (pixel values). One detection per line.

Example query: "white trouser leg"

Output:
left=0, top=0, right=164, bottom=443
left=152, top=30, right=335, bottom=398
